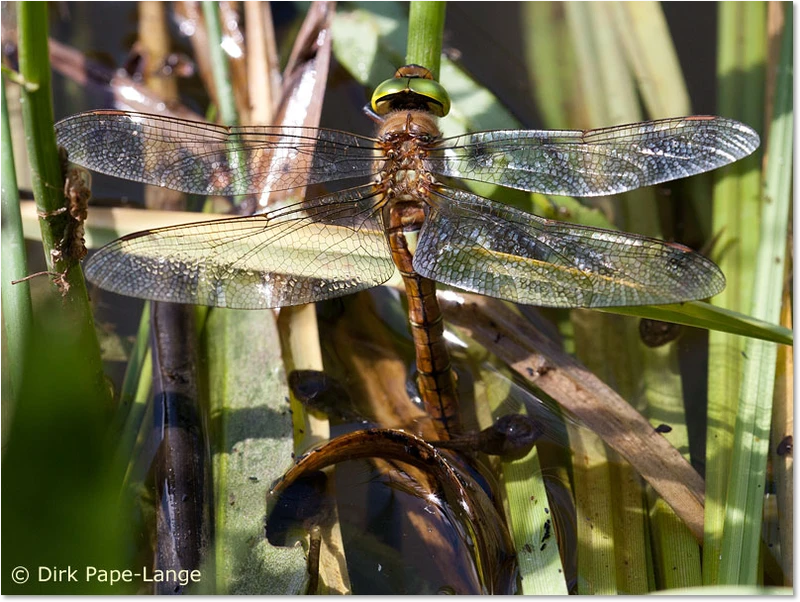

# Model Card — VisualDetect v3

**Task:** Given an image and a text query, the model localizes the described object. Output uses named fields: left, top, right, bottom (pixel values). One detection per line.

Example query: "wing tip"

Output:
left=690, top=115, right=761, bottom=156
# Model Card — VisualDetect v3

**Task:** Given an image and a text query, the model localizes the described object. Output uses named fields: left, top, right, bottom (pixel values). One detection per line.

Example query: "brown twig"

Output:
left=439, top=293, right=707, bottom=542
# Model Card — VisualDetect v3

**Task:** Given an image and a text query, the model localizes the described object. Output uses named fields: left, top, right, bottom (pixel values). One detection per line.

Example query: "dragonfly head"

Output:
left=371, top=64, right=451, bottom=118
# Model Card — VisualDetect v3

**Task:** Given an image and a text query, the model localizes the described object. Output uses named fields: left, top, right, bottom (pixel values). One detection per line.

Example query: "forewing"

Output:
left=426, top=116, right=760, bottom=196
left=84, top=185, right=394, bottom=308
left=413, top=186, right=725, bottom=308
left=55, top=111, right=379, bottom=196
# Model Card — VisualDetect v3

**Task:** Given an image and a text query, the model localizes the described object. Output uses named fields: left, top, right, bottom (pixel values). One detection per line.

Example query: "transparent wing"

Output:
left=426, top=116, right=760, bottom=196
left=412, top=185, right=725, bottom=308
left=84, top=185, right=394, bottom=309
left=55, top=111, right=380, bottom=196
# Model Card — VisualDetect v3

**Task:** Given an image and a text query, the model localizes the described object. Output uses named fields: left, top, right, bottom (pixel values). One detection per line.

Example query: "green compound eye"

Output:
left=371, top=75, right=451, bottom=117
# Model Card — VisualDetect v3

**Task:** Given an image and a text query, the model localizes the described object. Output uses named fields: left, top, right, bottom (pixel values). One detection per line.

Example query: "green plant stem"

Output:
left=17, top=1, right=109, bottom=400
left=202, top=0, right=247, bottom=207
left=202, top=1, right=238, bottom=126
left=1, top=75, right=33, bottom=399
left=406, top=1, right=446, bottom=78
left=19, top=5, right=66, bottom=241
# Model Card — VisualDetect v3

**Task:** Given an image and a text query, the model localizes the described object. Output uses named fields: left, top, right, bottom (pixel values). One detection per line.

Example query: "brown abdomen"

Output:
left=386, top=203, right=461, bottom=438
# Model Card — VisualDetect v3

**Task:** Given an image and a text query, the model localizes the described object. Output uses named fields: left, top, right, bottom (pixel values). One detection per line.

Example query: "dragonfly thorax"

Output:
left=378, top=110, right=440, bottom=141
left=377, top=111, right=440, bottom=202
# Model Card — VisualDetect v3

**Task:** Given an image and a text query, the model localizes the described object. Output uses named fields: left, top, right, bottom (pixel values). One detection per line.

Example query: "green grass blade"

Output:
left=523, top=2, right=581, bottom=128
left=607, top=1, right=715, bottom=238
left=116, top=305, right=152, bottom=422
left=644, top=345, right=701, bottom=589
left=652, top=585, right=792, bottom=595
left=585, top=3, right=640, bottom=125
left=569, top=423, right=617, bottom=594
left=1, top=74, right=33, bottom=400
left=704, top=2, right=767, bottom=584
left=609, top=2, right=691, bottom=118
left=17, top=2, right=110, bottom=401
left=712, top=1, right=766, bottom=309
left=117, top=348, right=152, bottom=489
left=471, top=361, right=569, bottom=594
left=501, top=445, right=569, bottom=594
left=718, top=5, right=792, bottom=584
left=114, top=306, right=153, bottom=476
left=564, top=3, right=608, bottom=127
left=600, top=302, right=792, bottom=346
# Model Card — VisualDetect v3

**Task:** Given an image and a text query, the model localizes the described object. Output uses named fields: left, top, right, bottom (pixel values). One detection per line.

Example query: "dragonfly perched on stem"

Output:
left=55, top=64, right=759, bottom=437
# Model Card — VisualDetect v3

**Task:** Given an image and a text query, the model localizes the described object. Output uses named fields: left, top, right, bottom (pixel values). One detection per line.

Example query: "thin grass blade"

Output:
left=1, top=74, right=33, bottom=400
left=704, top=2, right=768, bottom=583
left=718, top=6, right=792, bottom=584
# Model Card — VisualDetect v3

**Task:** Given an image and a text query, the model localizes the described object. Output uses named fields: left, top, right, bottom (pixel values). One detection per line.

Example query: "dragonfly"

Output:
left=55, top=64, right=760, bottom=436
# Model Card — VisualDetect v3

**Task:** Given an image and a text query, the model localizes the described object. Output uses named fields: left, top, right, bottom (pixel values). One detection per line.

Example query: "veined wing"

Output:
left=413, top=185, right=724, bottom=308
left=84, top=184, right=394, bottom=309
left=55, top=111, right=380, bottom=196
left=426, top=116, right=759, bottom=197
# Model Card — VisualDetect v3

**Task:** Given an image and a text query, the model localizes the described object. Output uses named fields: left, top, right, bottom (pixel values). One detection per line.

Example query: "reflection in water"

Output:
left=274, top=291, right=589, bottom=593
left=290, top=368, right=545, bottom=458
left=266, top=427, right=518, bottom=593
left=265, top=470, right=329, bottom=547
